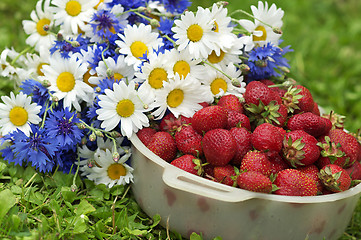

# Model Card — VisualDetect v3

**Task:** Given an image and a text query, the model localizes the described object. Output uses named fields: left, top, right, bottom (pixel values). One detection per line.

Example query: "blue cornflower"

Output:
left=50, top=35, right=90, bottom=58
left=159, top=18, right=176, bottom=50
left=20, top=79, right=50, bottom=108
left=1, top=125, right=58, bottom=173
left=246, top=42, right=293, bottom=80
left=45, top=108, right=83, bottom=151
left=90, top=9, right=123, bottom=41
left=161, top=0, right=191, bottom=14
left=87, top=44, right=112, bottom=70
left=55, top=148, right=78, bottom=174
left=108, top=0, right=147, bottom=25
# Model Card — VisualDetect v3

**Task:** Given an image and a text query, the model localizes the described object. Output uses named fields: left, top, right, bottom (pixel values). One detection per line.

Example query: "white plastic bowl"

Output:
left=130, top=134, right=361, bottom=240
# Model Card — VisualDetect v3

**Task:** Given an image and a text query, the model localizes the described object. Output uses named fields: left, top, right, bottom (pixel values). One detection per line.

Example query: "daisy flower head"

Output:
left=172, top=7, right=219, bottom=59
left=86, top=148, right=133, bottom=188
left=88, top=55, right=135, bottom=85
left=151, top=74, right=213, bottom=120
left=238, top=1, right=284, bottom=49
left=116, top=23, right=164, bottom=70
left=22, top=0, right=56, bottom=51
left=42, top=53, right=94, bottom=111
left=96, top=81, right=151, bottom=138
left=22, top=46, right=51, bottom=79
left=0, top=48, right=22, bottom=80
left=50, top=0, right=98, bottom=35
left=0, top=92, right=42, bottom=137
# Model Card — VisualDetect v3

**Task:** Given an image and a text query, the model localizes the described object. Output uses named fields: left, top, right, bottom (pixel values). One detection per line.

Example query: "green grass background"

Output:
left=0, top=0, right=361, bottom=239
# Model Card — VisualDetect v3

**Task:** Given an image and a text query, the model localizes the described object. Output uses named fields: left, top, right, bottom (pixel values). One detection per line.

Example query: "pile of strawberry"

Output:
left=136, top=80, right=361, bottom=196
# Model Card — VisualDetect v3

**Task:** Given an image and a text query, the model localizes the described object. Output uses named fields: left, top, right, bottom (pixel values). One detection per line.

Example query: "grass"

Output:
left=1, top=0, right=361, bottom=239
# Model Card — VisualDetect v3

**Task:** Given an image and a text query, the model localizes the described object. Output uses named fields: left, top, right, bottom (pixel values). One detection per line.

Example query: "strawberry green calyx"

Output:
left=317, top=136, right=346, bottom=163
left=245, top=100, right=281, bottom=127
left=282, top=86, right=302, bottom=113
left=318, top=166, right=342, bottom=192
left=322, top=111, right=345, bottom=129
left=283, top=136, right=306, bottom=168
left=192, top=158, right=207, bottom=176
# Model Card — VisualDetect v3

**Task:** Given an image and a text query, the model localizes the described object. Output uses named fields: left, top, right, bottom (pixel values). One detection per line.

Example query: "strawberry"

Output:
left=229, top=127, right=252, bottom=166
left=316, top=136, right=348, bottom=168
left=174, top=125, right=203, bottom=156
left=321, top=111, right=345, bottom=129
left=136, top=127, right=157, bottom=146
left=191, top=105, right=228, bottom=134
left=251, top=123, right=283, bottom=154
left=213, top=165, right=237, bottom=186
left=328, top=129, right=360, bottom=166
left=274, top=104, right=288, bottom=127
left=159, top=112, right=191, bottom=133
left=298, top=164, right=323, bottom=193
left=345, top=161, right=361, bottom=180
left=244, top=81, right=282, bottom=106
left=225, top=110, right=251, bottom=131
left=319, top=164, right=351, bottom=192
left=217, top=94, right=244, bottom=113
left=237, top=170, right=273, bottom=193
left=240, top=150, right=272, bottom=177
left=283, top=85, right=314, bottom=114
left=274, top=169, right=318, bottom=196
left=202, top=128, right=237, bottom=166
left=171, top=154, right=203, bottom=175
left=311, top=102, right=321, bottom=116
left=147, top=131, right=177, bottom=162
left=260, top=79, right=287, bottom=98
left=267, top=153, right=289, bottom=174
left=282, top=130, right=320, bottom=167
left=287, top=112, right=332, bottom=138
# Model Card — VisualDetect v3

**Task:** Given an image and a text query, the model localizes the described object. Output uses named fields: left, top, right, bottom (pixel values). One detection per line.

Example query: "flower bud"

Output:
left=42, top=79, right=51, bottom=87
left=71, top=41, right=80, bottom=48
left=150, top=19, right=160, bottom=28
left=52, top=96, right=59, bottom=102
left=81, top=137, right=87, bottom=145
left=71, top=184, right=77, bottom=192
left=137, top=6, right=147, bottom=12
left=113, top=151, right=120, bottom=162
left=110, top=131, right=122, bottom=138
left=76, top=123, right=86, bottom=130
left=43, top=24, right=50, bottom=32
left=57, top=33, right=64, bottom=41
left=231, top=78, right=241, bottom=87
left=256, top=60, right=267, bottom=67
left=106, top=68, right=114, bottom=78
left=95, top=87, right=101, bottom=92
left=95, top=130, right=104, bottom=137
left=273, top=27, right=283, bottom=35
left=239, top=64, right=250, bottom=73
left=89, top=132, right=97, bottom=142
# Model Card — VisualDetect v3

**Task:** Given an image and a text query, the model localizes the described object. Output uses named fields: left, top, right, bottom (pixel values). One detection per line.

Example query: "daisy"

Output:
left=23, top=46, right=51, bottom=78
left=22, top=0, right=56, bottom=51
left=0, top=92, right=42, bottom=137
left=50, top=0, right=98, bottom=35
left=88, top=55, right=135, bottom=85
left=151, top=74, right=213, bottom=120
left=238, top=1, right=284, bottom=48
left=200, top=64, right=246, bottom=99
left=116, top=23, right=164, bottom=69
left=41, top=53, right=94, bottom=111
left=86, top=149, right=134, bottom=188
left=0, top=48, right=23, bottom=80
left=96, top=81, right=151, bottom=138
left=171, top=7, right=218, bottom=59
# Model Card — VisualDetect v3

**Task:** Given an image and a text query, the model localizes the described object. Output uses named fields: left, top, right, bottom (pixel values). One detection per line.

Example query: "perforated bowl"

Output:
left=130, top=134, right=361, bottom=240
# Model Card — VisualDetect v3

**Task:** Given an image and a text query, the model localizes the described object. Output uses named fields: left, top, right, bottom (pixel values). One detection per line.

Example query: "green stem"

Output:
left=133, top=11, right=153, bottom=22
left=230, top=9, right=275, bottom=30
left=11, top=46, right=33, bottom=65
left=162, top=34, right=177, bottom=47
left=202, top=60, right=233, bottom=80
left=24, top=172, right=38, bottom=188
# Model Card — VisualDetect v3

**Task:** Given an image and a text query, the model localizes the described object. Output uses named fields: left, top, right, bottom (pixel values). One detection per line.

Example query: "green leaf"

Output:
left=74, top=199, right=96, bottom=216
left=72, top=216, right=87, bottom=234
left=61, top=186, right=77, bottom=203
left=0, top=189, right=16, bottom=220
left=190, top=232, right=204, bottom=240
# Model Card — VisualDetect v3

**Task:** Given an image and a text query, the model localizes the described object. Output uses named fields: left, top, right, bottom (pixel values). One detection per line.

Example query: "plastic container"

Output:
left=130, top=134, right=361, bottom=240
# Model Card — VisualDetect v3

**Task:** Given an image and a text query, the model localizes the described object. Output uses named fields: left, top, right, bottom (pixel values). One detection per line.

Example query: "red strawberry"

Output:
left=283, top=130, right=320, bottom=167
left=260, top=79, right=287, bottom=98
left=316, top=136, right=348, bottom=168
left=191, top=105, right=228, bottom=134
left=217, top=94, right=244, bottom=113
left=171, top=154, right=203, bottom=175
left=251, top=123, right=283, bottom=154
left=287, top=112, right=332, bottom=138
left=202, top=128, right=237, bottom=166
left=159, top=113, right=191, bottom=133
left=136, top=127, right=156, bottom=146
left=328, top=129, right=360, bottom=166
left=237, top=170, right=273, bottom=193
left=312, top=102, right=321, bottom=116
left=225, top=110, right=251, bottom=131
left=274, top=104, right=288, bottom=127
left=274, top=169, right=318, bottom=196
left=229, top=127, right=252, bottom=166
left=267, top=153, right=289, bottom=175
left=283, top=85, right=314, bottom=114
left=319, top=164, right=351, bottom=192
left=244, top=81, right=282, bottom=106
left=174, top=125, right=203, bottom=156
left=147, top=131, right=177, bottom=162
left=213, top=165, right=236, bottom=186
left=345, top=161, right=361, bottom=180
left=240, top=150, right=272, bottom=177
left=321, top=111, right=345, bottom=129
left=298, top=164, right=323, bottom=193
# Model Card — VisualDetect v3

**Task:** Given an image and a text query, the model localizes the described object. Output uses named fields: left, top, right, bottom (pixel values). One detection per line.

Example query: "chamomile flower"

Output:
left=172, top=7, right=218, bottom=59
left=200, top=64, right=246, bottom=99
left=96, top=81, right=151, bottom=138
left=88, top=55, right=135, bottom=85
left=22, top=0, right=56, bottom=51
left=86, top=149, right=133, bottom=188
left=0, top=48, right=22, bottom=80
left=51, top=0, right=98, bottom=35
left=0, top=92, right=42, bottom=137
left=116, top=23, right=164, bottom=69
left=151, top=74, right=212, bottom=120
left=41, top=53, right=94, bottom=111
left=22, top=46, right=51, bottom=78
left=238, top=1, right=284, bottom=48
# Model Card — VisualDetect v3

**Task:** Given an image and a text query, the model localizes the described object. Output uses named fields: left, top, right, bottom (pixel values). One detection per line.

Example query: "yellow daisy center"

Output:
left=9, top=106, right=28, bottom=126
left=253, top=25, right=267, bottom=42
left=94, top=0, right=104, bottom=9
left=57, top=72, right=76, bottom=92
left=116, top=99, right=135, bottom=118
left=210, top=78, right=228, bottom=95
left=113, top=73, right=124, bottom=81
left=107, top=163, right=126, bottom=180
left=208, top=50, right=225, bottom=64
left=187, top=24, right=203, bottom=42
left=213, top=21, right=219, bottom=32
left=37, top=63, right=48, bottom=76
left=130, top=41, right=148, bottom=59
left=167, top=89, right=184, bottom=108
left=36, top=18, right=51, bottom=36
left=83, top=69, right=97, bottom=88
left=65, top=0, right=82, bottom=17
left=148, top=68, right=168, bottom=89
left=173, top=60, right=190, bottom=79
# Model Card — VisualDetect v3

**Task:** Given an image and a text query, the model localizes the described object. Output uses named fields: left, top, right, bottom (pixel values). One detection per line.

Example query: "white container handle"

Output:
left=162, top=165, right=256, bottom=202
